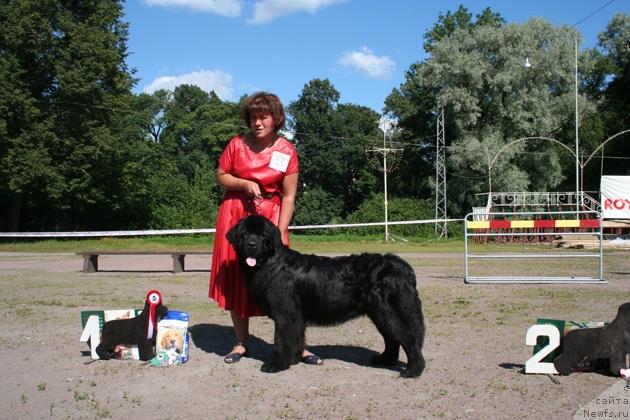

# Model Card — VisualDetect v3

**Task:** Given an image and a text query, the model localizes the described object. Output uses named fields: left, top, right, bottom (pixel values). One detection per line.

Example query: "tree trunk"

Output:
left=9, top=192, right=22, bottom=232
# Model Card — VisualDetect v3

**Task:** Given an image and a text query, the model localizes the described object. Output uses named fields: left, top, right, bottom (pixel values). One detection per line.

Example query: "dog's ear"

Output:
left=226, top=221, right=242, bottom=250
left=615, top=302, right=630, bottom=324
left=264, top=217, right=284, bottom=250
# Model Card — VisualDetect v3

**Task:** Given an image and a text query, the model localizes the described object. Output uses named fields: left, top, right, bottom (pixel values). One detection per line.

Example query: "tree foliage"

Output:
left=385, top=9, right=621, bottom=214
left=288, top=79, right=380, bottom=223
left=345, top=194, right=435, bottom=237
left=124, top=85, right=241, bottom=229
left=1, top=3, right=627, bottom=232
left=423, top=5, right=504, bottom=53
left=0, top=0, right=136, bottom=230
left=580, top=13, right=630, bottom=191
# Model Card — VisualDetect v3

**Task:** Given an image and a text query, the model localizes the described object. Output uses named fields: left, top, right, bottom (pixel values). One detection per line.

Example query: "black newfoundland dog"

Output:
left=227, top=215, right=426, bottom=378
left=553, top=302, right=630, bottom=376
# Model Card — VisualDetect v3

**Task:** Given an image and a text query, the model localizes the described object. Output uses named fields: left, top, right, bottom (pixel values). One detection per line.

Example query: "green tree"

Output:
left=0, top=0, right=135, bottom=230
left=386, top=12, right=596, bottom=214
left=288, top=79, right=380, bottom=221
left=132, top=90, right=171, bottom=143
left=160, top=84, right=241, bottom=182
left=386, top=6, right=505, bottom=204
left=596, top=13, right=630, bottom=176
left=128, top=85, right=241, bottom=229
left=345, top=193, right=435, bottom=237
left=423, top=5, right=504, bottom=53
left=563, top=13, right=630, bottom=192
left=293, top=187, right=342, bottom=231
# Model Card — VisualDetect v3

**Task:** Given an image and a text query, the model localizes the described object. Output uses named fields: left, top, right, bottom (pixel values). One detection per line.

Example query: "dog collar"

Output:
left=146, top=290, right=162, bottom=340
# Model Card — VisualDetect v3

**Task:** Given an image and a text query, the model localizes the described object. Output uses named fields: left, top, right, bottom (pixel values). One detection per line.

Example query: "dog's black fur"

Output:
left=227, top=215, right=426, bottom=378
left=96, top=299, right=168, bottom=361
left=554, top=302, right=630, bottom=375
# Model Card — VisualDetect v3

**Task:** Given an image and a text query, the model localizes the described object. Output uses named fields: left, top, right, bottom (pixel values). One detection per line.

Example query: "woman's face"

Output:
left=249, top=113, right=276, bottom=141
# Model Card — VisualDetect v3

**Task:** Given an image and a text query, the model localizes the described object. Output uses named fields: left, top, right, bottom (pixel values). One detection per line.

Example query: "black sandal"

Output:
left=224, top=348, right=248, bottom=364
left=301, top=354, right=323, bottom=365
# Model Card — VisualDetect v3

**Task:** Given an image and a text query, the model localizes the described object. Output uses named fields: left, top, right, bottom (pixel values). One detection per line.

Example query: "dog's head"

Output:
left=227, top=215, right=283, bottom=269
left=614, top=302, right=630, bottom=325
left=160, top=329, right=184, bottom=352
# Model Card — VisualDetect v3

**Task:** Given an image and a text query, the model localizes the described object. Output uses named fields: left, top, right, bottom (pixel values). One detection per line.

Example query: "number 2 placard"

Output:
left=525, top=324, right=560, bottom=374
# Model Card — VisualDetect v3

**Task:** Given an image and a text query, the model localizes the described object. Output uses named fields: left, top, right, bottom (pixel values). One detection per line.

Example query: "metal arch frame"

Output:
left=485, top=130, right=630, bottom=199
left=486, top=136, right=577, bottom=198
left=581, top=129, right=630, bottom=169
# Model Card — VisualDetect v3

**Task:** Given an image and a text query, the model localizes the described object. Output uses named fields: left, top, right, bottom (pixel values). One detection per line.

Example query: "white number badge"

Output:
left=269, top=151, right=290, bottom=172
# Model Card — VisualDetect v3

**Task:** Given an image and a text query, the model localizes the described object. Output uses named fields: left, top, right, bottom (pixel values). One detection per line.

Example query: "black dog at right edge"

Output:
left=554, top=302, right=630, bottom=376
left=227, top=215, right=426, bottom=378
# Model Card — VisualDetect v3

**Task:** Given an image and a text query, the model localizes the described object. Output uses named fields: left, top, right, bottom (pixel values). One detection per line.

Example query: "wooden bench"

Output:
left=76, top=251, right=212, bottom=273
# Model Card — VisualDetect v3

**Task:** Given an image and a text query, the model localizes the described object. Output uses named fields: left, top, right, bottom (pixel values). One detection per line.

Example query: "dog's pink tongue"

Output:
left=246, top=257, right=257, bottom=267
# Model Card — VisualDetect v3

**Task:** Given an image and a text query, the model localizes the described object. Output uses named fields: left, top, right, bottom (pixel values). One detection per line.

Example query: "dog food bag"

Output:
left=155, top=310, right=190, bottom=365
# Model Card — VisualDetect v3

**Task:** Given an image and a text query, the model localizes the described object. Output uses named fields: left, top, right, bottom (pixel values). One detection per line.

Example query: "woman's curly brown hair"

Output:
left=240, top=92, right=286, bottom=132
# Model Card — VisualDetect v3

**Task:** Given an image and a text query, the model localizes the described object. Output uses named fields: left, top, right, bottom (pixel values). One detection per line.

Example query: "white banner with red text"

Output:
left=601, top=176, right=630, bottom=219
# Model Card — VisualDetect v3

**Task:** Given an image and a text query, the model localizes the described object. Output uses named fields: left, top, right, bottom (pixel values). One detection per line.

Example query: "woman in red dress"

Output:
left=209, top=92, right=322, bottom=365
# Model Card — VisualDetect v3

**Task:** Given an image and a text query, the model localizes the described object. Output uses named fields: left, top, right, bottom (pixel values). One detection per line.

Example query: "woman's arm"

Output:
left=216, top=167, right=261, bottom=198
left=277, top=172, right=298, bottom=243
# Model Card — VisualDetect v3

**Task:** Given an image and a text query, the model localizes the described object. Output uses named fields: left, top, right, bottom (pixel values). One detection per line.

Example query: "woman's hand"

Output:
left=279, top=227, right=289, bottom=245
left=217, top=167, right=261, bottom=198
left=242, top=180, right=262, bottom=198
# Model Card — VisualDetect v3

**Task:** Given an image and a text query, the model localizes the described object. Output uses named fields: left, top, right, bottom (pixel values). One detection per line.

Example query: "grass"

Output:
left=0, top=232, right=466, bottom=253
left=0, top=233, right=581, bottom=255
left=0, top=235, right=215, bottom=252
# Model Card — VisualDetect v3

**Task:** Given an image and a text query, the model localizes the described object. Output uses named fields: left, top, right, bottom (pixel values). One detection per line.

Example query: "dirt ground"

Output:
left=1, top=249, right=630, bottom=419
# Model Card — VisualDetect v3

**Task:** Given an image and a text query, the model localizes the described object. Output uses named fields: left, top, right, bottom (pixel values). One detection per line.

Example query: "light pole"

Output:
left=574, top=34, right=580, bottom=210
left=370, top=117, right=401, bottom=242
left=524, top=34, right=580, bottom=210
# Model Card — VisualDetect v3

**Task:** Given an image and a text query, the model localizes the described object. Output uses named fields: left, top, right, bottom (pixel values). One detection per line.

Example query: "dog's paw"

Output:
left=261, top=362, right=289, bottom=373
left=553, top=358, right=573, bottom=375
left=399, top=368, right=422, bottom=378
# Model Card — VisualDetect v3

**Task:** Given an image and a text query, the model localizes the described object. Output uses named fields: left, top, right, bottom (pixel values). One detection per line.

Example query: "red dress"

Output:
left=209, top=134, right=299, bottom=317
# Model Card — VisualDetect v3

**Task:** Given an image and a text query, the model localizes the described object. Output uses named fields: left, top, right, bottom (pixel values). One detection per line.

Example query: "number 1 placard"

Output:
left=80, top=315, right=101, bottom=359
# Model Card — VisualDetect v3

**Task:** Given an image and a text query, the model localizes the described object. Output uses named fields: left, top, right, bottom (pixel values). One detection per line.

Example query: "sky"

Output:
left=122, top=0, right=630, bottom=114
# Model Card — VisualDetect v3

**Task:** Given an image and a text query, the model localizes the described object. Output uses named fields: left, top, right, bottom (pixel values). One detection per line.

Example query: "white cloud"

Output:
left=144, top=0, right=242, bottom=17
left=338, top=46, right=395, bottom=79
left=143, top=69, right=234, bottom=99
left=248, top=0, right=346, bottom=25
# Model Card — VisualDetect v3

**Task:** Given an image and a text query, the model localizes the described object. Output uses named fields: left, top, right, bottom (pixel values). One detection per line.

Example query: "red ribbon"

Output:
left=145, top=290, right=162, bottom=340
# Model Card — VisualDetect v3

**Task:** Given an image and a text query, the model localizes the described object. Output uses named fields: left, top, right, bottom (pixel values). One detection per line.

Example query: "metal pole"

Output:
left=435, top=109, right=439, bottom=235
left=575, top=34, right=580, bottom=212
left=464, top=214, right=469, bottom=283
left=383, top=126, right=389, bottom=241
left=384, top=148, right=389, bottom=241
left=598, top=212, right=604, bottom=281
